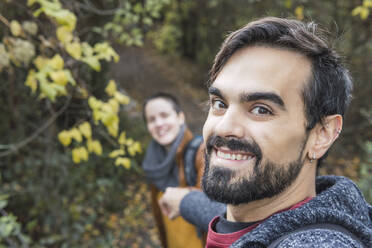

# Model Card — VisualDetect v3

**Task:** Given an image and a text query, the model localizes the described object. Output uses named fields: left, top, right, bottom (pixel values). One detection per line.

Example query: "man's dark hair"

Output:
left=208, top=17, right=353, bottom=132
left=142, top=92, right=183, bottom=122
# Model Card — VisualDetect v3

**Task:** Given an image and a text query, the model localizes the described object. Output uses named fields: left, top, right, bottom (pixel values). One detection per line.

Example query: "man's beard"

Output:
left=201, top=135, right=307, bottom=205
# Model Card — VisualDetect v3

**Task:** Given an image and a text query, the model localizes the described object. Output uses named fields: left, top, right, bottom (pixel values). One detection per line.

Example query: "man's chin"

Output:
left=201, top=168, right=254, bottom=205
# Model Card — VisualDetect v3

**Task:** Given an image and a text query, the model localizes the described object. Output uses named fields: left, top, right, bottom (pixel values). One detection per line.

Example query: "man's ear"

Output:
left=308, top=114, right=343, bottom=160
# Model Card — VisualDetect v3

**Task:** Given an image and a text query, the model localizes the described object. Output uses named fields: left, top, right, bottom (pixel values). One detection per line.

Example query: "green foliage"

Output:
left=94, top=0, right=171, bottom=46
left=152, top=22, right=182, bottom=54
left=0, top=194, right=30, bottom=247
left=0, top=0, right=160, bottom=246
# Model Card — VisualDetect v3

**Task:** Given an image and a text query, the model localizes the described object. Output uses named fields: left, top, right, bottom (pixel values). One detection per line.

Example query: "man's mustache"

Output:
left=205, top=135, right=262, bottom=161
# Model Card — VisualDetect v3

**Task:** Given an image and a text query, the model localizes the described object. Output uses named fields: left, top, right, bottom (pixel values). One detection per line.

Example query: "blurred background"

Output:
left=0, top=0, right=371, bottom=247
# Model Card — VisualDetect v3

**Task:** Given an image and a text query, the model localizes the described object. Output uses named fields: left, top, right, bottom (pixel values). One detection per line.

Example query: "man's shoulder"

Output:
left=232, top=226, right=365, bottom=248
left=273, top=227, right=365, bottom=248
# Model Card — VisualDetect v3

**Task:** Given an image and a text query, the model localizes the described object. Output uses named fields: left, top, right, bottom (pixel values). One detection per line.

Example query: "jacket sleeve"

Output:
left=179, top=190, right=226, bottom=232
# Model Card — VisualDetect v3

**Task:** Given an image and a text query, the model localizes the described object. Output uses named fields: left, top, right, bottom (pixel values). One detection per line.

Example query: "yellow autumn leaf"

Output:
left=39, top=81, right=57, bottom=101
left=352, top=6, right=361, bottom=16
left=360, top=8, right=370, bottom=19
left=105, top=80, right=117, bottom=96
left=92, top=110, right=102, bottom=123
left=115, top=157, right=131, bottom=169
left=101, top=111, right=118, bottom=126
left=49, top=54, right=64, bottom=70
left=72, top=147, right=89, bottom=164
left=80, top=147, right=89, bottom=161
left=91, top=140, right=102, bottom=155
left=114, top=92, right=130, bottom=105
left=118, top=131, right=126, bottom=145
left=53, top=9, right=77, bottom=31
left=88, top=96, right=103, bottom=110
left=72, top=148, right=81, bottom=163
left=101, top=103, right=117, bottom=114
left=81, top=42, right=94, bottom=56
left=128, top=146, right=136, bottom=157
left=133, top=142, right=142, bottom=153
left=87, top=138, right=93, bottom=152
left=125, top=138, right=134, bottom=146
left=94, top=42, right=120, bottom=62
left=10, top=20, right=22, bottom=37
left=352, top=5, right=370, bottom=19
left=128, top=141, right=141, bottom=156
left=25, top=69, right=37, bottom=93
left=107, top=120, right=118, bottom=137
left=50, top=83, right=67, bottom=96
left=87, top=139, right=102, bottom=155
left=82, top=56, right=101, bottom=71
left=295, top=6, right=304, bottom=20
left=58, top=130, right=71, bottom=147
left=364, top=0, right=372, bottom=7
left=78, top=122, right=92, bottom=139
left=109, top=149, right=125, bottom=158
left=66, top=41, right=82, bottom=59
left=64, top=70, right=76, bottom=86
left=57, top=26, right=73, bottom=44
left=50, top=70, right=68, bottom=86
left=34, top=56, right=48, bottom=70
left=69, top=128, right=83, bottom=143
left=108, top=99, right=119, bottom=113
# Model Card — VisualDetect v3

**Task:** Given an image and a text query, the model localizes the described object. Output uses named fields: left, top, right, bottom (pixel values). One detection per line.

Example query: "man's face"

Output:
left=202, top=46, right=312, bottom=205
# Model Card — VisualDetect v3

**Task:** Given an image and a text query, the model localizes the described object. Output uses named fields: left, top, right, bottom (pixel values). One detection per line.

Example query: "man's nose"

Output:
left=214, top=107, right=245, bottom=139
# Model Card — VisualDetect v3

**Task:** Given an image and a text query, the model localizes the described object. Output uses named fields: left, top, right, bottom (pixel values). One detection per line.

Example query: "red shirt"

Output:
left=206, top=197, right=313, bottom=248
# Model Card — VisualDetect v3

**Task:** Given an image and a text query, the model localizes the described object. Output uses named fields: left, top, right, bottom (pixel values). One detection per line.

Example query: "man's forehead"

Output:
left=210, top=46, right=311, bottom=99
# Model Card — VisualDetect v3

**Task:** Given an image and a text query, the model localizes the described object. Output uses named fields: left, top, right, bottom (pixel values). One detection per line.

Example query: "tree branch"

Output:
left=0, top=96, right=72, bottom=158
left=0, top=13, right=10, bottom=27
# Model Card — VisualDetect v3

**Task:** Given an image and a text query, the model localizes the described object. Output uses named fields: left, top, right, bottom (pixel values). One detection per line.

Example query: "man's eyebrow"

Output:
left=208, top=86, right=224, bottom=99
left=240, top=92, right=286, bottom=110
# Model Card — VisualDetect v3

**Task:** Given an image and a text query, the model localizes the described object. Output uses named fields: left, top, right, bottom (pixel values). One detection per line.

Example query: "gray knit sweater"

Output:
left=179, top=175, right=372, bottom=247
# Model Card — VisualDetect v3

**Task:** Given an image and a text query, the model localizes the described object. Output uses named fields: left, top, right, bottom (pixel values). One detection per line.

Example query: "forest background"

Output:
left=0, top=0, right=371, bottom=247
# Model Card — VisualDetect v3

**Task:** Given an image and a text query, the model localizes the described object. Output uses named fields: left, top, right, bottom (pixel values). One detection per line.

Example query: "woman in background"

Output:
left=142, top=92, right=204, bottom=248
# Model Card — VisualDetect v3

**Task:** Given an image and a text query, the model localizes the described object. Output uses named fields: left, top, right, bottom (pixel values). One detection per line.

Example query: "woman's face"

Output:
left=145, top=98, right=185, bottom=147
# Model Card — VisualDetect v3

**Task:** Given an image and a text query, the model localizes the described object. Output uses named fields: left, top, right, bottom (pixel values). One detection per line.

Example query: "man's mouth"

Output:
left=215, top=147, right=255, bottom=161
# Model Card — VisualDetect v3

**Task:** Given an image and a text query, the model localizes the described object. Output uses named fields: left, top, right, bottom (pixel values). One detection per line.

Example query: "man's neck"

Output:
left=226, top=165, right=316, bottom=223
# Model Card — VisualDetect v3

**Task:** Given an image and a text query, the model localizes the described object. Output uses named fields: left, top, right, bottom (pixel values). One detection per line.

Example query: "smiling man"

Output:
left=158, top=17, right=372, bottom=247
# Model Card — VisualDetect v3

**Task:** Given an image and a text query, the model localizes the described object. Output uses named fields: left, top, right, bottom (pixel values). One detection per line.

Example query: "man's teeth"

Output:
left=217, top=150, right=250, bottom=160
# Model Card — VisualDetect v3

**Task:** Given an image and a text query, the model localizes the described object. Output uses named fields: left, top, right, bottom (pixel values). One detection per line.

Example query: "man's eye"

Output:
left=211, top=99, right=226, bottom=111
left=251, top=106, right=273, bottom=115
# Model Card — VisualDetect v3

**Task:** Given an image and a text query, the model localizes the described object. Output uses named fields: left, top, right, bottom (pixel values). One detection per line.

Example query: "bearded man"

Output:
left=158, top=17, right=372, bottom=247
